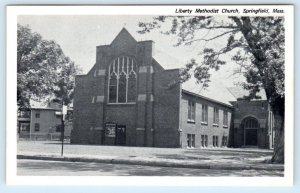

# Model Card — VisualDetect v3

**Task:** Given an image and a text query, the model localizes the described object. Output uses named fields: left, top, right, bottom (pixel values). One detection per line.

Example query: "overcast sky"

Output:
left=18, top=15, right=245, bottom=88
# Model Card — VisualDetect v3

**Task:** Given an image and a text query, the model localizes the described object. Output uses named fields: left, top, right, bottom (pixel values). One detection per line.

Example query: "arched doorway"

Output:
left=243, top=117, right=259, bottom=146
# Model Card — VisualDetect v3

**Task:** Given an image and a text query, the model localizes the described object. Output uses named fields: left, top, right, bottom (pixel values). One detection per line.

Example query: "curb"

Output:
left=17, top=154, right=284, bottom=171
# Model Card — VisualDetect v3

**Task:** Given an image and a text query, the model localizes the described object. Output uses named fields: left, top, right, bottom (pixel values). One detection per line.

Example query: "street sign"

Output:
left=62, top=105, right=67, bottom=115
left=55, top=111, right=62, bottom=115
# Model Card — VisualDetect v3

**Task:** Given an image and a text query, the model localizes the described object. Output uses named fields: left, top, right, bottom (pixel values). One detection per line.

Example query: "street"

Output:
left=17, top=159, right=283, bottom=176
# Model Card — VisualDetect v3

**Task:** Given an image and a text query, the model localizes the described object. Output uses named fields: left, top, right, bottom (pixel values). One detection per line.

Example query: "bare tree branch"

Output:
left=184, top=29, right=239, bottom=45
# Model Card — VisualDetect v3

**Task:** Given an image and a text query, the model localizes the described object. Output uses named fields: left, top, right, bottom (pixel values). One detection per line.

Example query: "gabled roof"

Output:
left=110, top=27, right=137, bottom=46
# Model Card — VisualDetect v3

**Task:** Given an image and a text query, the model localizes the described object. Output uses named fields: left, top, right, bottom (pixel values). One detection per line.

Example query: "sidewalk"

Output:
left=17, top=141, right=284, bottom=171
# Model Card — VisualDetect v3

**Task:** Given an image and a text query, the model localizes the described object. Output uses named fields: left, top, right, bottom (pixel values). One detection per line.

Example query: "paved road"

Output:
left=17, top=159, right=283, bottom=176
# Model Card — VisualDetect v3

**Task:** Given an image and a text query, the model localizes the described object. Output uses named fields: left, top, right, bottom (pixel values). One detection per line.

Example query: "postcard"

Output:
left=6, top=5, right=294, bottom=186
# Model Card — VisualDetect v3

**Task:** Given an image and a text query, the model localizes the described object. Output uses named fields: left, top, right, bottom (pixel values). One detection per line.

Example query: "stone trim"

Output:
left=94, top=127, right=103, bottom=131
left=150, top=94, right=154, bottom=102
left=149, top=66, right=154, bottom=74
left=138, top=94, right=146, bottom=101
left=138, top=66, right=154, bottom=74
left=136, top=128, right=145, bottom=131
left=139, top=66, right=147, bottom=73
left=91, top=96, right=95, bottom=103
left=98, top=69, right=106, bottom=76
left=96, top=95, right=105, bottom=103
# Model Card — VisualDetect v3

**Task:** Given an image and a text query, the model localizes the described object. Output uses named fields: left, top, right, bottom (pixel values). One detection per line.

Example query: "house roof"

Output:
left=30, top=102, right=60, bottom=111
left=30, top=100, right=72, bottom=110
left=181, top=77, right=236, bottom=106
left=227, top=87, right=267, bottom=100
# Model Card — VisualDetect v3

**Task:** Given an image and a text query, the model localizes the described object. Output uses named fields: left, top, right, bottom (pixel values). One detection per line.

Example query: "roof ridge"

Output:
left=226, top=87, right=238, bottom=100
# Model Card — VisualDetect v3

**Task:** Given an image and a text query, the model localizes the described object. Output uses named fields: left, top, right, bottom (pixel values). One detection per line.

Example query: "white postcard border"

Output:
left=6, top=5, right=294, bottom=186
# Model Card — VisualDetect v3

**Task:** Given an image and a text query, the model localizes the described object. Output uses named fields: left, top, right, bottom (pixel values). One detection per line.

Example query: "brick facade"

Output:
left=180, top=91, right=232, bottom=148
left=231, top=100, right=275, bottom=148
left=71, top=28, right=274, bottom=149
left=71, top=28, right=181, bottom=147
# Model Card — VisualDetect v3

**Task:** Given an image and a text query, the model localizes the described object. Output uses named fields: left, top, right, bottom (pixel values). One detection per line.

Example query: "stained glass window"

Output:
left=108, top=56, right=137, bottom=103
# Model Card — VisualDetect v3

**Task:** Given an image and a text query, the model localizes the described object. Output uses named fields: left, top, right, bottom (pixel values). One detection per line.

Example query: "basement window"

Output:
left=187, top=134, right=195, bottom=148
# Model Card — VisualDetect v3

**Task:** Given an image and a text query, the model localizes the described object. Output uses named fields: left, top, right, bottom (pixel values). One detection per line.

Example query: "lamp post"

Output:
left=60, top=108, right=65, bottom=156
left=61, top=103, right=68, bottom=156
left=55, top=101, right=67, bottom=156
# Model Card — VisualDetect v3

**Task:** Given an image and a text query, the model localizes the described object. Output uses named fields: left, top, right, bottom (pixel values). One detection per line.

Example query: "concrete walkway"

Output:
left=17, top=153, right=284, bottom=171
left=17, top=141, right=284, bottom=171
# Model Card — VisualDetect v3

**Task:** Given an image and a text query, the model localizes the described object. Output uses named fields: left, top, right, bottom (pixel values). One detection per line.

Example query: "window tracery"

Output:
left=108, top=56, right=137, bottom=103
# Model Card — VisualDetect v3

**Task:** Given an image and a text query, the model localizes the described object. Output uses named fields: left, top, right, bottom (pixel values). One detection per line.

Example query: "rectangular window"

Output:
left=34, top=123, right=40, bottom=132
left=223, top=111, right=228, bottom=127
left=201, top=135, right=208, bottom=148
left=222, top=136, right=228, bottom=147
left=187, top=134, right=195, bottom=148
left=35, top=112, right=40, bottom=118
left=213, top=107, right=219, bottom=126
left=188, top=101, right=196, bottom=122
left=201, top=104, right=208, bottom=124
left=213, top=135, right=219, bottom=147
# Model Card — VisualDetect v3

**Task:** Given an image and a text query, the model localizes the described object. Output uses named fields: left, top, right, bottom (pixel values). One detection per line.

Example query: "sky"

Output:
left=18, top=15, right=246, bottom=89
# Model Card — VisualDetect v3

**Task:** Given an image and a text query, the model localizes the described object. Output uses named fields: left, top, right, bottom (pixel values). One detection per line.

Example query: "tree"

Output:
left=17, top=24, right=78, bottom=109
left=52, top=59, right=78, bottom=106
left=138, top=16, right=285, bottom=163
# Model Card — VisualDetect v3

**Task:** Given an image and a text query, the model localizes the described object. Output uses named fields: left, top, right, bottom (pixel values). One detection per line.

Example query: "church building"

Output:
left=71, top=28, right=275, bottom=149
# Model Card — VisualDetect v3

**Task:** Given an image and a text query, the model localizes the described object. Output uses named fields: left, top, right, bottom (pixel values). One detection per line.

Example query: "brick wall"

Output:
left=73, top=28, right=273, bottom=150
left=180, top=92, right=233, bottom=148
left=72, top=29, right=158, bottom=146
left=153, top=61, right=181, bottom=147
left=231, top=100, right=271, bottom=148
left=72, top=75, right=96, bottom=144
left=105, top=105, right=136, bottom=146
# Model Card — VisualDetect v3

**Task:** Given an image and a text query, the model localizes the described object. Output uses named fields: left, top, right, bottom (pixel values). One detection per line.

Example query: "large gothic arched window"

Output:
left=108, top=56, right=137, bottom=103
